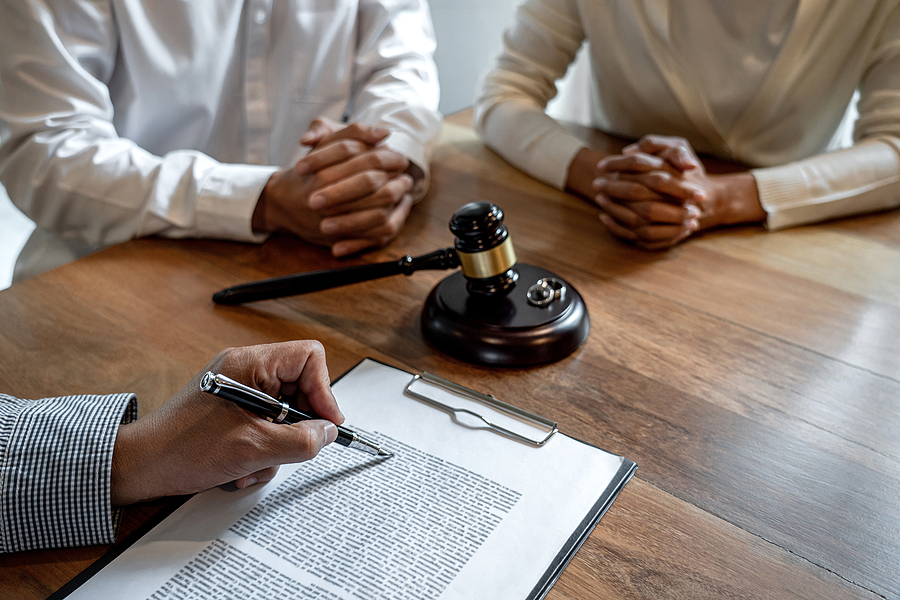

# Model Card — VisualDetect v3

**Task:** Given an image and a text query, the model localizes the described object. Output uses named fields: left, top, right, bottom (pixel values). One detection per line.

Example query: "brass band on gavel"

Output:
left=456, top=237, right=517, bottom=280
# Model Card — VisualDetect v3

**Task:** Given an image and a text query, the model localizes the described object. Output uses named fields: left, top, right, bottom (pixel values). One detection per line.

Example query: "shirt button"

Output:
left=254, top=9, right=267, bottom=24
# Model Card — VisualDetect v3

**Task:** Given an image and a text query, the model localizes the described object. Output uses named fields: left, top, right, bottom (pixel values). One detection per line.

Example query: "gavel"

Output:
left=213, top=202, right=519, bottom=305
left=212, top=202, right=589, bottom=366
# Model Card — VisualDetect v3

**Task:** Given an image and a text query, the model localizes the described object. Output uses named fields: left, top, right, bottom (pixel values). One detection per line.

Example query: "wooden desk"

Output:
left=1, top=114, right=899, bottom=600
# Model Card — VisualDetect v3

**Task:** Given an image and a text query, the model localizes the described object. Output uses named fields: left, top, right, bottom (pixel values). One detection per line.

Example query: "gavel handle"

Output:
left=212, top=247, right=459, bottom=305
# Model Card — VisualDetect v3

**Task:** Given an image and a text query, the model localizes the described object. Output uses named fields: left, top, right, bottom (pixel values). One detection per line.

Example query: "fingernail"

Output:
left=320, top=219, right=338, bottom=234
left=323, top=422, right=338, bottom=445
left=244, top=477, right=258, bottom=488
left=686, top=204, right=701, bottom=218
left=592, top=177, right=607, bottom=189
left=309, top=194, right=325, bottom=209
left=373, top=127, right=389, bottom=137
left=300, top=132, right=315, bottom=144
left=688, top=218, right=700, bottom=231
left=295, top=161, right=310, bottom=175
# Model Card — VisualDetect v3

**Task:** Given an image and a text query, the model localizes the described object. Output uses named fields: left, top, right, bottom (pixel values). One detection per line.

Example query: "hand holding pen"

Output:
left=111, top=342, right=352, bottom=505
left=201, top=371, right=393, bottom=457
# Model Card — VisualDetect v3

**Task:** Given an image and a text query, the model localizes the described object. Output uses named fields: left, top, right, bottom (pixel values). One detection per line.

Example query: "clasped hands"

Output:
left=253, top=117, right=418, bottom=257
left=576, top=135, right=765, bottom=250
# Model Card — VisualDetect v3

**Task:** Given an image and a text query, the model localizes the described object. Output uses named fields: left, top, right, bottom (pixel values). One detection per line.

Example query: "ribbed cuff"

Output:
left=479, top=100, right=586, bottom=190
left=752, top=164, right=809, bottom=231
left=544, top=132, right=590, bottom=190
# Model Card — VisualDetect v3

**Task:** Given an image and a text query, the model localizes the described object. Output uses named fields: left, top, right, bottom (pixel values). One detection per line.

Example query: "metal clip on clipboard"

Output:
left=404, top=372, right=558, bottom=447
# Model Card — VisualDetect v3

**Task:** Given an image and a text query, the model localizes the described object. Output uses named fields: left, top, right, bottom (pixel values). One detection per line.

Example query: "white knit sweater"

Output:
left=475, top=0, right=900, bottom=230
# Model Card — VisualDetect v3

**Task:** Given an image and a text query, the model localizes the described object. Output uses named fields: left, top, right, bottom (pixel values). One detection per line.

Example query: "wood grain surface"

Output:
left=1, top=114, right=897, bottom=600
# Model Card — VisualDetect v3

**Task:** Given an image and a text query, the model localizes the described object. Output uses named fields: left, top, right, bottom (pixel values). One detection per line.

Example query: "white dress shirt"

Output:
left=0, top=0, right=441, bottom=281
left=475, top=0, right=900, bottom=232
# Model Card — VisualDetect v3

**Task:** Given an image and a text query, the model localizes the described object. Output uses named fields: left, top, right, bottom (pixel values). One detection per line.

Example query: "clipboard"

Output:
left=399, top=362, right=635, bottom=599
left=51, top=358, right=636, bottom=600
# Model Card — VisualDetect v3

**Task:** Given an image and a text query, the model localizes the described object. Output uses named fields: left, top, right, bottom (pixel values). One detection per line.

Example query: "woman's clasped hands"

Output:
left=592, top=135, right=765, bottom=249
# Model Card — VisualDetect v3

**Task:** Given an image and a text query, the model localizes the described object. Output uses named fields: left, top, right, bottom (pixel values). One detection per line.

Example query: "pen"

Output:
left=200, top=371, right=393, bottom=457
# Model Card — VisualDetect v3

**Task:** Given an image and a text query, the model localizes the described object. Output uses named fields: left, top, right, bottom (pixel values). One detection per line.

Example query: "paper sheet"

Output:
left=67, top=360, right=627, bottom=600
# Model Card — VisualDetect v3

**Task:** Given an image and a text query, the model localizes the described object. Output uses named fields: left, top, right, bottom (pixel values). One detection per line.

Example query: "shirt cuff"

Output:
left=0, top=392, right=137, bottom=553
left=195, top=164, right=278, bottom=242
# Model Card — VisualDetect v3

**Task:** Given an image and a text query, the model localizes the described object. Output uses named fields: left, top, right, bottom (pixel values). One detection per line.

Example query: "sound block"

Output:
left=421, top=264, right=589, bottom=366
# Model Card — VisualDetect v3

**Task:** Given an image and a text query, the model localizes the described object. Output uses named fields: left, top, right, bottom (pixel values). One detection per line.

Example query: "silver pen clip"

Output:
left=200, top=372, right=289, bottom=422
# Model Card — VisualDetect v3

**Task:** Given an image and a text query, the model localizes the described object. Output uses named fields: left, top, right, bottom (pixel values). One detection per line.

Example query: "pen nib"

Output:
left=378, top=448, right=395, bottom=458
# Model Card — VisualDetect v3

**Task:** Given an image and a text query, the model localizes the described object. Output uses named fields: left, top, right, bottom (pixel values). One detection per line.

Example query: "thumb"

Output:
left=661, top=145, right=699, bottom=172
left=284, top=420, right=339, bottom=463
left=301, top=119, right=335, bottom=146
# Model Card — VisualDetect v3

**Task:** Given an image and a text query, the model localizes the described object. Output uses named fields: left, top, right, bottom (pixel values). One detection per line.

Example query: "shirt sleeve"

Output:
left=350, top=0, right=443, bottom=200
left=0, top=1, right=272, bottom=251
left=474, top=0, right=587, bottom=191
left=0, top=392, right=137, bottom=553
left=752, top=7, right=900, bottom=230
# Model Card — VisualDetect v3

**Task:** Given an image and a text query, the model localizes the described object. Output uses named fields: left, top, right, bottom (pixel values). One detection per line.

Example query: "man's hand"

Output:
left=299, top=117, right=390, bottom=150
left=110, top=341, right=343, bottom=505
left=298, top=133, right=416, bottom=256
left=592, top=135, right=766, bottom=249
left=252, top=166, right=335, bottom=247
left=252, top=118, right=418, bottom=257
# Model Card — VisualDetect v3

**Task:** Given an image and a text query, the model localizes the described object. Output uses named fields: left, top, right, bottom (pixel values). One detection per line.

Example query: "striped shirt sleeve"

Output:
left=0, top=392, right=137, bottom=553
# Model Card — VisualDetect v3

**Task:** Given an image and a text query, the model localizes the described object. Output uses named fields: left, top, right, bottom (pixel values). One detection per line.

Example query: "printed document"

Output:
left=67, top=359, right=630, bottom=600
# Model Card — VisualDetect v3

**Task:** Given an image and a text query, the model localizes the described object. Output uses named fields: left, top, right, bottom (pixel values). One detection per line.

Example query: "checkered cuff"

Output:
left=0, top=392, right=137, bottom=553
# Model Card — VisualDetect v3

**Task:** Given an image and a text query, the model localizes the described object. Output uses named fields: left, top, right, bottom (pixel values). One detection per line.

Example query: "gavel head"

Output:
left=449, top=202, right=518, bottom=296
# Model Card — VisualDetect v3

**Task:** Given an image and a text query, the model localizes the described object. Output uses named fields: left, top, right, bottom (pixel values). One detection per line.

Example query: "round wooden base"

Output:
left=421, top=264, right=590, bottom=366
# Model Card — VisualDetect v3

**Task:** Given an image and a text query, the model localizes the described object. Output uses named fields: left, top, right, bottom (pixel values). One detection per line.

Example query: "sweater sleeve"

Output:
left=474, top=0, right=587, bottom=190
left=753, top=138, right=900, bottom=231
left=753, top=6, right=900, bottom=230
left=0, top=392, right=137, bottom=553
